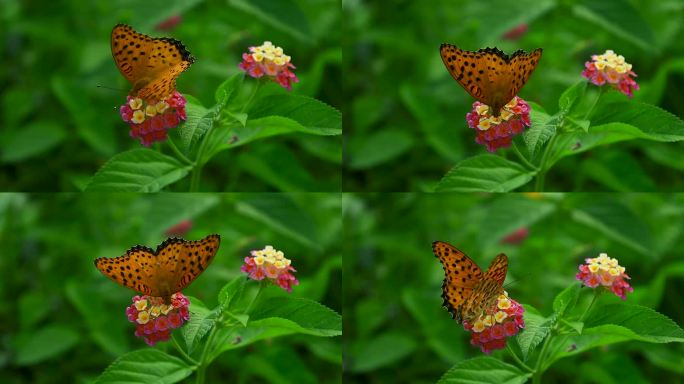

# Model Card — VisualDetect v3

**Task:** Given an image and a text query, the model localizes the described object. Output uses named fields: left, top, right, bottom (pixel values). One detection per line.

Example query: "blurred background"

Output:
left=343, top=193, right=684, bottom=383
left=0, top=193, right=341, bottom=383
left=343, top=0, right=684, bottom=191
left=0, top=0, right=341, bottom=191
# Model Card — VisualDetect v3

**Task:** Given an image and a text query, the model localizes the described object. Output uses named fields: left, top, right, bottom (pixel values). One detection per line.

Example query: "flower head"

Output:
left=239, top=41, right=299, bottom=90
left=576, top=253, right=633, bottom=300
left=241, top=245, right=299, bottom=292
left=125, top=293, right=190, bottom=346
left=462, top=291, right=525, bottom=354
left=581, top=50, right=639, bottom=97
left=465, top=96, right=531, bottom=152
left=119, top=91, right=188, bottom=147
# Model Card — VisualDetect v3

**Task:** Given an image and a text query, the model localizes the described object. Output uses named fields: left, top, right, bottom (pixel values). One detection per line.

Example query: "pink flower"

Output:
left=500, top=227, right=529, bottom=245
left=238, top=41, right=299, bottom=91
left=156, top=15, right=182, bottom=31
left=465, top=96, right=531, bottom=152
left=125, top=292, right=190, bottom=346
left=576, top=253, right=633, bottom=300
left=461, top=291, right=525, bottom=354
left=241, top=245, right=299, bottom=292
left=502, top=24, right=528, bottom=40
left=165, top=219, right=193, bottom=237
left=581, top=50, right=639, bottom=97
left=119, top=91, right=188, bottom=146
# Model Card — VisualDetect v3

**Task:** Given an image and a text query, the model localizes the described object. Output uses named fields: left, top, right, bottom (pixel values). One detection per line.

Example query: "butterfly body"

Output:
left=439, top=44, right=542, bottom=117
left=94, top=234, right=220, bottom=303
left=111, top=24, right=194, bottom=101
left=432, top=241, right=508, bottom=323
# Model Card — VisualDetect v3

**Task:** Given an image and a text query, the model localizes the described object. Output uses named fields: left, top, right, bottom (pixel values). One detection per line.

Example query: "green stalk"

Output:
left=506, top=343, right=534, bottom=373
left=167, top=138, right=194, bottom=166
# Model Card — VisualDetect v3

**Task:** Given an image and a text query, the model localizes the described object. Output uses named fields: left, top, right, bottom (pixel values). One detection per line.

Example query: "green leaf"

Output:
left=436, top=155, right=536, bottom=192
left=517, top=310, right=551, bottom=361
left=592, top=101, right=684, bottom=142
left=437, top=357, right=531, bottom=384
left=94, top=349, right=193, bottom=384
left=350, top=332, right=417, bottom=373
left=249, top=297, right=342, bottom=337
left=571, top=197, right=652, bottom=255
left=558, top=81, right=587, bottom=113
left=51, top=76, right=116, bottom=156
left=218, top=276, right=247, bottom=311
left=182, top=300, right=217, bottom=354
left=348, top=129, right=414, bottom=170
left=400, top=83, right=462, bottom=162
left=215, top=73, right=244, bottom=107
left=227, top=115, right=333, bottom=149
left=546, top=304, right=684, bottom=366
left=1, top=121, right=65, bottom=162
left=573, top=0, right=654, bottom=51
left=180, top=107, right=215, bottom=158
left=237, top=144, right=321, bottom=191
left=229, top=0, right=312, bottom=43
left=477, top=194, right=556, bottom=247
left=14, top=324, right=80, bottom=365
left=552, top=284, right=581, bottom=318
left=248, top=94, right=341, bottom=135
left=65, top=281, right=129, bottom=356
left=85, top=149, right=192, bottom=192
left=235, top=194, right=318, bottom=247
left=585, top=304, right=684, bottom=343
left=523, top=108, right=556, bottom=158
left=581, top=151, right=656, bottom=192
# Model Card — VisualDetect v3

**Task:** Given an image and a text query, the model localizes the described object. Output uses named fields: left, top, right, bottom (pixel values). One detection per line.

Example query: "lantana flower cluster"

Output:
left=576, top=253, right=633, bottom=300
left=241, top=245, right=299, bottom=292
left=239, top=41, right=299, bottom=90
left=125, top=292, right=190, bottom=346
left=119, top=91, right=188, bottom=146
left=462, top=291, right=525, bottom=354
left=465, top=96, right=531, bottom=152
left=463, top=291, right=525, bottom=354
left=582, top=50, right=639, bottom=97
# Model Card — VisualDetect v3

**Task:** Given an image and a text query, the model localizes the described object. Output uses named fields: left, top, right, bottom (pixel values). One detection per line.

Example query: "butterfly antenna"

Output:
left=97, top=84, right=127, bottom=93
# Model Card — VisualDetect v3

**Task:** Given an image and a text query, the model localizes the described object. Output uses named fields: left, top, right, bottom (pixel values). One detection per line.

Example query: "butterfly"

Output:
left=94, top=234, right=220, bottom=303
left=111, top=24, right=195, bottom=101
left=439, top=44, right=542, bottom=117
left=432, top=241, right=508, bottom=323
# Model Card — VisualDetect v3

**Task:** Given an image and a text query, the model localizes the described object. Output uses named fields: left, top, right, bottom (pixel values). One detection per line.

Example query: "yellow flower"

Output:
left=131, top=110, right=145, bottom=124
left=136, top=311, right=150, bottom=324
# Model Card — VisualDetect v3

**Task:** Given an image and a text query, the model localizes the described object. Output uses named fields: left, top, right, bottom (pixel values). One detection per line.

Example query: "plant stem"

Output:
left=171, top=334, right=197, bottom=365
left=579, top=289, right=601, bottom=323
left=512, top=142, right=538, bottom=171
left=241, top=79, right=263, bottom=113
left=167, top=138, right=194, bottom=166
left=532, top=331, right=553, bottom=384
left=534, top=133, right=558, bottom=192
left=506, top=343, right=534, bottom=373
left=195, top=321, right=219, bottom=384
left=583, top=86, right=604, bottom=120
left=245, top=279, right=268, bottom=315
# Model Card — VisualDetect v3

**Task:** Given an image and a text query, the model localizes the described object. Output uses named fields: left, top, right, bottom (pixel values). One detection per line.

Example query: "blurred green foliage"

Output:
left=343, top=193, right=684, bottom=383
left=343, top=0, right=684, bottom=191
left=0, top=193, right=341, bottom=383
left=0, top=0, right=341, bottom=191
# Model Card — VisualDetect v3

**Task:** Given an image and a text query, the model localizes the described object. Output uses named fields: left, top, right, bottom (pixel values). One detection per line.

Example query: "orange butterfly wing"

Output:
left=439, top=44, right=542, bottom=116
left=111, top=24, right=194, bottom=101
left=461, top=253, right=508, bottom=321
left=432, top=241, right=483, bottom=321
left=94, top=234, right=220, bottom=298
